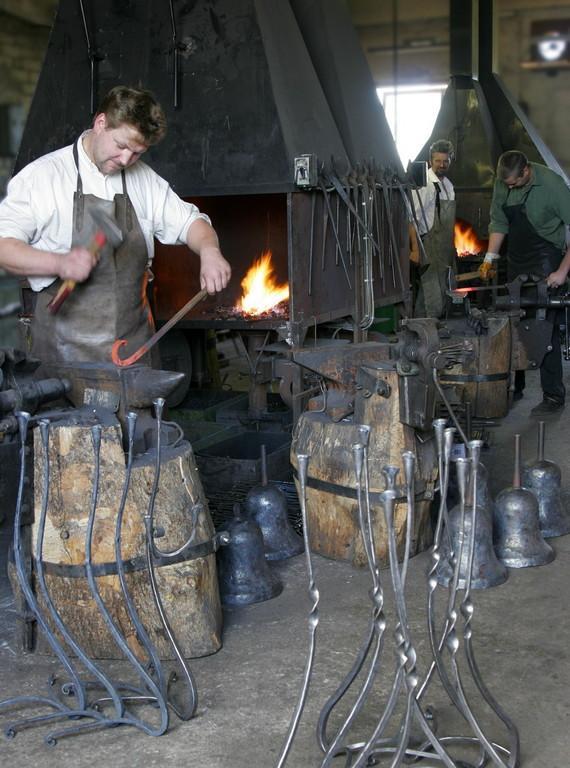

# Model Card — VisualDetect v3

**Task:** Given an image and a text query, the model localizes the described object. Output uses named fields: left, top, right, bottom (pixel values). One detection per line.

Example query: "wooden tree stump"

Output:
left=29, top=415, right=222, bottom=660
left=291, top=369, right=436, bottom=568
left=441, top=315, right=511, bottom=418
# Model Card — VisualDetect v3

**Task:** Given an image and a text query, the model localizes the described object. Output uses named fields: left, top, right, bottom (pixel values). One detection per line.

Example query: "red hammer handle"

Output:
left=47, top=231, right=107, bottom=315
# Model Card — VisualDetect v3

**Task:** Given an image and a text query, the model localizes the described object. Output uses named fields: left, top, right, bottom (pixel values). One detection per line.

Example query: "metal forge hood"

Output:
left=16, top=0, right=403, bottom=195
left=418, top=0, right=568, bottom=232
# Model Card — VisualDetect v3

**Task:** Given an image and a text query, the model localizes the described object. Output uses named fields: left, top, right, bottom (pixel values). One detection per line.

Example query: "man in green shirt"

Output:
left=480, top=150, right=570, bottom=415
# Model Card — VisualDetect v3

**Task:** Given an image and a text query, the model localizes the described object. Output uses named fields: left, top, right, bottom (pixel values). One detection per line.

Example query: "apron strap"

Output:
left=121, top=170, right=134, bottom=231
left=72, top=140, right=85, bottom=231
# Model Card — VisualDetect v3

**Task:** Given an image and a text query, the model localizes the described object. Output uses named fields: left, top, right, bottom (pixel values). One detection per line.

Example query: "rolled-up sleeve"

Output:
left=488, top=181, right=509, bottom=235
left=0, top=169, right=38, bottom=243
left=550, top=173, right=570, bottom=225
left=146, top=169, right=211, bottom=245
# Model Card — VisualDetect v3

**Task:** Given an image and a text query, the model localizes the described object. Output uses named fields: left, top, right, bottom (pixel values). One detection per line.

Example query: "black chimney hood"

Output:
left=16, top=0, right=403, bottom=196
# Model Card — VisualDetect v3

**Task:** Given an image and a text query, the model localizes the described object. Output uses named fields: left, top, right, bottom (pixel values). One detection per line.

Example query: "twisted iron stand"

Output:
left=278, top=419, right=520, bottom=767
left=0, top=399, right=223, bottom=744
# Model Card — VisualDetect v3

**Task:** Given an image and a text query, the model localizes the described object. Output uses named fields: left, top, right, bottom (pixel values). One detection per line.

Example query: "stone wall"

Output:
left=0, top=10, right=50, bottom=193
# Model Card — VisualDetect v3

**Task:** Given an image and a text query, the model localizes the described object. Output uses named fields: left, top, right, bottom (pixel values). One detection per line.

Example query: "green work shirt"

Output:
left=489, top=163, right=570, bottom=251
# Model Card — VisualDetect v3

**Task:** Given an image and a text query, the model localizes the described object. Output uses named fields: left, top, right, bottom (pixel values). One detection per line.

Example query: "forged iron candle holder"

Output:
left=278, top=419, right=520, bottom=767
left=0, top=400, right=227, bottom=745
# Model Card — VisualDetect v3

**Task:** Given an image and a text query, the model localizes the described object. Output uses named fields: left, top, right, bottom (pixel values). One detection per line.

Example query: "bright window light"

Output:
left=377, top=83, right=447, bottom=166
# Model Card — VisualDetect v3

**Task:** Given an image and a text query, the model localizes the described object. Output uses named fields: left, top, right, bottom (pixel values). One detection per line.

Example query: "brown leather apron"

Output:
left=31, top=141, right=154, bottom=365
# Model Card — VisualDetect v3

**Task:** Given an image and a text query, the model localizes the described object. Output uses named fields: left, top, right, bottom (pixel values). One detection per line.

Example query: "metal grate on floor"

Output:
left=207, top=480, right=303, bottom=534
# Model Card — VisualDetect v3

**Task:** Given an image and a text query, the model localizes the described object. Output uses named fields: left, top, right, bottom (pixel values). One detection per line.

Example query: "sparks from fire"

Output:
left=237, top=250, right=289, bottom=316
left=454, top=218, right=488, bottom=257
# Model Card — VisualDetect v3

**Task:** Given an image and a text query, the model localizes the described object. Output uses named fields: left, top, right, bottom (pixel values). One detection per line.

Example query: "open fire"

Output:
left=454, top=218, right=488, bottom=257
left=236, top=250, right=289, bottom=316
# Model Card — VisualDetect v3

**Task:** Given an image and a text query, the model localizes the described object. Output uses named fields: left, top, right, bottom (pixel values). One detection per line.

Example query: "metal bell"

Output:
left=521, top=421, right=570, bottom=538
left=438, top=443, right=508, bottom=589
left=217, top=504, right=283, bottom=606
left=244, top=445, right=304, bottom=561
left=493, top=434, right=555, bottom=568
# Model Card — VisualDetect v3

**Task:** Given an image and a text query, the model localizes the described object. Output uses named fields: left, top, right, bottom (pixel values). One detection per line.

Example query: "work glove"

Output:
left=478, top=252, right=499, bottom=280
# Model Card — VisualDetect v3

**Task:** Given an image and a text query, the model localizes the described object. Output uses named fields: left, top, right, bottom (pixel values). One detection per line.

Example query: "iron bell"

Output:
left=522, top=421, right=570, bottom=539
left=493, top=434, right=555, bottom=569
left=217, top=504, right=283, bottom=606
left=244, top=445, right=304, bottom=561
left=438, top=442, right=508, bottom=590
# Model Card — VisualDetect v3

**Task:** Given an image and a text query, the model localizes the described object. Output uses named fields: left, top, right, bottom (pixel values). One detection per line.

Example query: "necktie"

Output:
left=433, top=181, right=441, bottom=221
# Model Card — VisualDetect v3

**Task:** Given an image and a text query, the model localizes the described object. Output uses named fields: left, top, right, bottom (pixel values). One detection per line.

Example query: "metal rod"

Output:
left=144, top=398, right=198, bottom=721
left=169, top=0, right=180, bottom=108
left=308, top=192, right=316, bottom=296
left=276, top=454, right=319, bottom=768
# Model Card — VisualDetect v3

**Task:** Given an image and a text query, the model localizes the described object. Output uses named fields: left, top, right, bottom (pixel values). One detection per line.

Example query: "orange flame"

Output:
left=454, top=219, right=488, bottom=257
left=237, top=250, right=289, bottom=316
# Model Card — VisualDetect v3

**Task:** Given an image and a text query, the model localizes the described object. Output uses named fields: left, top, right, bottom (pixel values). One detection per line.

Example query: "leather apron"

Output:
left=504, top=189, right=565, bottom=403
left=415, top=185, right=456, bottom=318
left=504, top=187, right=562, bottom=280
left=31, top=142, right=154, bottom=365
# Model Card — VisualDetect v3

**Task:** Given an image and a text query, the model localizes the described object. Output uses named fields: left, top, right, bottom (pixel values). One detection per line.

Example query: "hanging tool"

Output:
left=47, top=208, right=123, bottom=315
left=78, top=0, right=103, bottom=115
left=112, top=288, right=208, bottom=367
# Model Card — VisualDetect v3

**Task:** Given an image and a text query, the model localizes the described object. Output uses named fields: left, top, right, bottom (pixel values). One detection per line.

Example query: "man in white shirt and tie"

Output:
left=412, top=139, right=456, bottom=318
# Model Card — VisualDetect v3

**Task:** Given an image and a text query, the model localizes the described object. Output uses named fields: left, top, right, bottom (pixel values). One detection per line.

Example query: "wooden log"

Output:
left=291, top=369, right=436, bottom=567
left=30, top=416, right=222, bottom=660
left=441, top=315, right=511, bottom=418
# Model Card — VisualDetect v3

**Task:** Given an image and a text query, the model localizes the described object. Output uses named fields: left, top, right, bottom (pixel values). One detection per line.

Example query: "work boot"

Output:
left=530, top=396, right=565, bottom=417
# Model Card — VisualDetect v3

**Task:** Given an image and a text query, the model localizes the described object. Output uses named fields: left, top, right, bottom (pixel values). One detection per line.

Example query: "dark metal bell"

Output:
left=244, top=445, right=304, bottom=561
left=521, top=421, right=570, bottom=538
left=438, top=502, right=508, bottom=589
left=438, top=443, right=508, bottom=589
left=493, top=434, right=555, bottom=568
left=217, top=504, right=283, bottom=606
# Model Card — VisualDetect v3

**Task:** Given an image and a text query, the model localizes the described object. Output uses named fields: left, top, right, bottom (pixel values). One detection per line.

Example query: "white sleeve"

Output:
left=0, top=167, right=39, bottom=243
left=140, top=166, right=211, bottom=245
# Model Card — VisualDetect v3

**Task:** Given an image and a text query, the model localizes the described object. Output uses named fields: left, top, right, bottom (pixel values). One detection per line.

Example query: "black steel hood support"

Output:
left=420, top=0, right=568, bottom=183
left=15, top=0, right=403, bottom=196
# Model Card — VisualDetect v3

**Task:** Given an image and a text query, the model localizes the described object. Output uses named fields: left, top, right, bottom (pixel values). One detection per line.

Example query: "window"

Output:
left=377, top=84, right=447, bottom=166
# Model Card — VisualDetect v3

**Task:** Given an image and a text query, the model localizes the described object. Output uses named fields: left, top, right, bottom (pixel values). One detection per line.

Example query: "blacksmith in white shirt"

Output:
left=0, top=85, right=231, bottom=365
left=412, top=139, right=456, bottom=318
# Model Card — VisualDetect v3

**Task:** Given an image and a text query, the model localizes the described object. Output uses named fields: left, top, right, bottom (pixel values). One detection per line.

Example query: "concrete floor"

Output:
left=1, top=365, right=570, bottom=767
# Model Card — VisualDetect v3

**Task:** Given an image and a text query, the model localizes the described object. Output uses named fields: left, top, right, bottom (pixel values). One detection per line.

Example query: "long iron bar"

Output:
left=113, top=412, right=170, bottom=710
left=144, top=398, right=198, bottom=721
left=308, top=191, right=316, bottom=296
left=433, top=368, right=469, bottom=446
left=276, top=454, right=319, bottom=768
left=435, top=458, right=510, bottom=768
left=319, top=440, right=389, bottom=767
left=460, top=443, right=521, bottom=768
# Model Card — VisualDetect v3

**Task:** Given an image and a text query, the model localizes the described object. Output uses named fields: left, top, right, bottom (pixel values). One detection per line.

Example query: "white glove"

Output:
left=483, top=252, right=500, bottom=263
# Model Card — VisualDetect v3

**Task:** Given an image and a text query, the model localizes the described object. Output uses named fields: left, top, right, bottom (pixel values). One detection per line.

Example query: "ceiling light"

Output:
left=537, top=33, right=567, bottom=62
